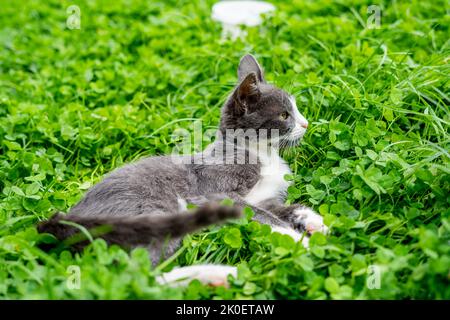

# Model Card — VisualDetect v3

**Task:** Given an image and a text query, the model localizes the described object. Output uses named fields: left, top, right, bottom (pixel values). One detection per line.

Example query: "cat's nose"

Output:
left=301, top=122, right=308, bottom=129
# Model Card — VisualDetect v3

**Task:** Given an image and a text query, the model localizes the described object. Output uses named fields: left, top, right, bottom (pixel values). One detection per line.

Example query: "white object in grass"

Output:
left=156, top=264, right=237, bottom=287
left=212, top=1, right=275, bottom=39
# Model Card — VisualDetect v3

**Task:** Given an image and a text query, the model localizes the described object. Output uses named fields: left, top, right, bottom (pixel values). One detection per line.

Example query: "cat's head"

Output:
left=219, top=54, right=309, bottom=147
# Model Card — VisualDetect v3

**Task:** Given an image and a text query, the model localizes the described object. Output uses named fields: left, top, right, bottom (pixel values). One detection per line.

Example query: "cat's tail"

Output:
left=37, top=204, right=241, bottom=250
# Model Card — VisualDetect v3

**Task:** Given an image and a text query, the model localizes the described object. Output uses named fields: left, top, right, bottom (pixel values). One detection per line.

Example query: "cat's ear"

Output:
left=238, top=54, right=265, bottom=83
left=234, top=72, right=261, bottom=113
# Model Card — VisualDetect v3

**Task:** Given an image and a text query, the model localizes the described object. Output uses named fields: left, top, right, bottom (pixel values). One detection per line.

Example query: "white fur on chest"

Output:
left=244, top=151, right=292, bottom=205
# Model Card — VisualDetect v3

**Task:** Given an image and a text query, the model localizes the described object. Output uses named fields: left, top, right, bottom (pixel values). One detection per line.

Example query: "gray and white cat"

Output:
left=38, top=55, right=328, bottom=282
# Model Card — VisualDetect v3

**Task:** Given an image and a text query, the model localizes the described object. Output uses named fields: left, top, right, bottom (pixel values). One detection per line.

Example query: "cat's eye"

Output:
left=279, top=112, right=289, bottom=121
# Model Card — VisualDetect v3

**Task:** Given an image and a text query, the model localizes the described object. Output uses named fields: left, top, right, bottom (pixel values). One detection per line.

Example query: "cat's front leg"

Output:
left=258, top=199, right=329, bottom=236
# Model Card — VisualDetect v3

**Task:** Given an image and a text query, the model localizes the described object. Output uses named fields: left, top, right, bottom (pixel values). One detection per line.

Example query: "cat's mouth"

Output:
left=279, top=127, right=307, bottom=149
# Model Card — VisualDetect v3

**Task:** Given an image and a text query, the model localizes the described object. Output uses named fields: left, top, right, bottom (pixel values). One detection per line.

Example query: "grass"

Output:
left=0, top=0, right=449, bottom=299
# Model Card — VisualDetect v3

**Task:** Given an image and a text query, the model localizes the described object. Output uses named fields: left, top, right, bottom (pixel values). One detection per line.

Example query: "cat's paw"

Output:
left=271, top=226, right=310, bottom=248
left=293, top=207, right=329, bottom=236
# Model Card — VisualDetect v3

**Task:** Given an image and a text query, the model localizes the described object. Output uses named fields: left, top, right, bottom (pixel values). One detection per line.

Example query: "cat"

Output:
left=38, top=54, right=328, bottom=285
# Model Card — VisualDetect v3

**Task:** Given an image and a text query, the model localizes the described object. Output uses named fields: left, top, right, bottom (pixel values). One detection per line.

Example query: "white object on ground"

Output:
left=212, top=1, right=276, bottom=39
left=156, top=264, right=238, bottom=287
